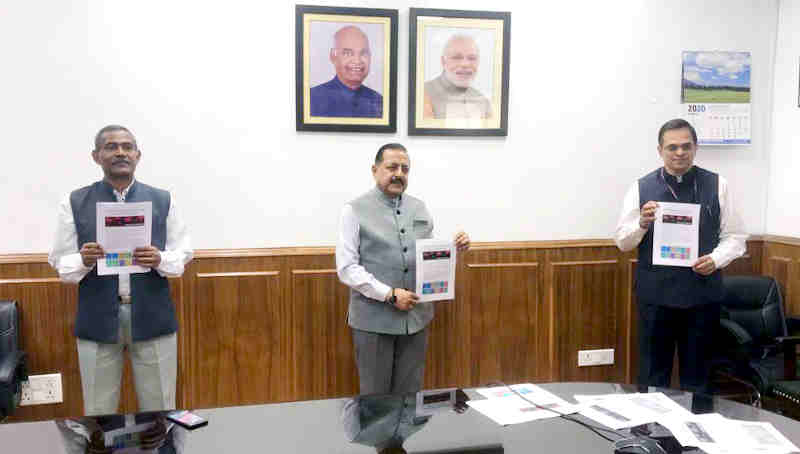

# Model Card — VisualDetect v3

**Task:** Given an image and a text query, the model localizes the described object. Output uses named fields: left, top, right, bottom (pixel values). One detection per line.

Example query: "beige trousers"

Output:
left=76, top=304, right=177, bottom=416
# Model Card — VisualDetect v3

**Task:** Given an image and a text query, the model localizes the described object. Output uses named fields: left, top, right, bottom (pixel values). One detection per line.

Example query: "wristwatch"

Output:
left=387, top=288, right=397, bottom=306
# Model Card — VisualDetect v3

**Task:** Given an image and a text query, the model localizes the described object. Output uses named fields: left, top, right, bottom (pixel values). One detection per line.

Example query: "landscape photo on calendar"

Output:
left=681, top=51, right=751, bottom=103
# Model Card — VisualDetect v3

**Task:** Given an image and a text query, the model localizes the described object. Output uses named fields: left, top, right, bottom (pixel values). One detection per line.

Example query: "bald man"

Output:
left=423, top=34, right=492, bottom=120
left=310, top=25, right=383, bottom=118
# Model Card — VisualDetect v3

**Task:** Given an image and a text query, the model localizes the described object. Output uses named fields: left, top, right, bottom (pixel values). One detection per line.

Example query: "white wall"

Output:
left=767, top=0, right=800, bottom=237
left=0, top=0, right=777, bottom=253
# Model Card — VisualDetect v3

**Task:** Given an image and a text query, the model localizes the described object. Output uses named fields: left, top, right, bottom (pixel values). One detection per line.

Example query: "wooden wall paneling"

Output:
left=424, top=254, right=468, bottom=390
left=0, top=238, right=787, bottom=423
left=547, top=246, right=625, bottom=383
left=462, top=249, right=544, bottom=388
left=423, top=289, right=466, bottom=389
left=763, top=242, right=797, bottom=315
left=0, top=279, right=82, bottom=421
left=0, top=258, right=56, bottom=280
left=192, top=263, right=283, bottom=409
left=626, top=259, right=638, bottom=385
left=724, top=239, right=763, bottom=276
left=287, top=254, right=358, bottom=400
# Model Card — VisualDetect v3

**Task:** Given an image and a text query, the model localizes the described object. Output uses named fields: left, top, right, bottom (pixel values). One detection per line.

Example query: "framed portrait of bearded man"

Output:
left=408, top=8, right=510, bottom=136
left=296, top=5, right=398, bottom=132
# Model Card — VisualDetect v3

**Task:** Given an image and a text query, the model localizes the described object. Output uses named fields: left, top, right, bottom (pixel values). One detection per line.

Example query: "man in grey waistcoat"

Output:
left=336, top=143, right=470, bottom=395
left=49, top=125, right=192, bottom=415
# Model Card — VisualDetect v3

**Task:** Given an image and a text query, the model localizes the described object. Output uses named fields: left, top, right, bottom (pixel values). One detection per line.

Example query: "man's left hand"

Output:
left=454, top=231, right=470, bottom=251
left=133, top=246, right=161, bottom=268
left=692, top=255, right=716, bottom=276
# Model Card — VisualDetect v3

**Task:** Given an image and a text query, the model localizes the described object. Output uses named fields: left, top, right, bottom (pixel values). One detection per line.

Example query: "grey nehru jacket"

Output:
left=348, top=187, right=434, bottom=335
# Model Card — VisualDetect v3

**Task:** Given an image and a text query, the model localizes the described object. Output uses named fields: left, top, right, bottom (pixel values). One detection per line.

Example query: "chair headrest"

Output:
left=721, top=275, right=780, bottom=310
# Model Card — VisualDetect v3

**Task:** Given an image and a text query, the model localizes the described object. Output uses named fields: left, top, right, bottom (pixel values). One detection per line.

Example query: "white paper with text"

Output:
left=96, top=202, right=151, bottom=276
left=415, top=239, right=457, bottom=302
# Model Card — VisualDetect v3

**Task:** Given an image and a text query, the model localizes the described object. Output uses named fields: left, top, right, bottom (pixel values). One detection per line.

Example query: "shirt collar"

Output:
left=102, top=178, right=136, bottom=202
left=371, top=186, right=402, bottom=208
left=662, top=166, right=695, bottom=186
left=332, top=75, right=363, bottom=93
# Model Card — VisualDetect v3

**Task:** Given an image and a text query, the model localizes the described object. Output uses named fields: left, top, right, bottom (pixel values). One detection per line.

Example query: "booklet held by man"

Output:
left=415, top=239, right=457, bottom=302
left=652, top=202, right=700, bottom=267
left=96, top=202, right=152, bottom=275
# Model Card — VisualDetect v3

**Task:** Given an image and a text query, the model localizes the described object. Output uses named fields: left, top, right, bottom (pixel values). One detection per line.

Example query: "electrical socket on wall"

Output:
left=577, top=349, right=615, bottom=367
left=20, top=373, right=63, bottom=406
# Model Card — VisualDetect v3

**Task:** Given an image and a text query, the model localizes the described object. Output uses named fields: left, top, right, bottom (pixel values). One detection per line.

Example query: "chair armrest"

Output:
left=0, top=351, right=25, bottom=383
left=776, top=336, right=800, bottom=380
left=720, top=319, right=753, bottom=345
left=774, top=335, right=800, bottom=346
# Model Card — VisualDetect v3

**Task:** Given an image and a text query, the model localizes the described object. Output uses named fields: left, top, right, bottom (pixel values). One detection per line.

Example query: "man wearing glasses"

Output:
left=49, top=125, right=192, bottom=415
left=614, top=118, right=746, bottom=394
left=310, top=25, right=383, bottom=118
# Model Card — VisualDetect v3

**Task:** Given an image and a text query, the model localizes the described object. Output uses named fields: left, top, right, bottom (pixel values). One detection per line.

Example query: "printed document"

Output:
left=574, top=392, right=690, bottom=430
left=468, top=384, right=579, bottom=426
left=652, top=202, right=700, bottom=267
left=96, top=202, right=152, bottom=276
left=660, top=413, right=799, bottom=454
left=415, top=239, right=456, bottom=302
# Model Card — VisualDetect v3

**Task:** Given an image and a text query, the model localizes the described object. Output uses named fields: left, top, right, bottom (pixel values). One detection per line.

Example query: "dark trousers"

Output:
left=352, top=327, right=429, bottom=396
left=637, top=301, right=720, bottom=394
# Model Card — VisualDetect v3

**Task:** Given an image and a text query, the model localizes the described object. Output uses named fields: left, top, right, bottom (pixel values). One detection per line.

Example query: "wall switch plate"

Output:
left=578, top=349, right=615, bottom=367
left=20, top=373, right=63, bottom=405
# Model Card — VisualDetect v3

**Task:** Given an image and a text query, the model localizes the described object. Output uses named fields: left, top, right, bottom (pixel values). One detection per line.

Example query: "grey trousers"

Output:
left=352, top=326, right=429, bottom=396
left=76, top=304, right=177, bottom=416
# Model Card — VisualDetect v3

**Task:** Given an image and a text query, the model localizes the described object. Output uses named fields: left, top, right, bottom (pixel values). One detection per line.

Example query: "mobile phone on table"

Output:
left=166, top=410, right=208, bottom=430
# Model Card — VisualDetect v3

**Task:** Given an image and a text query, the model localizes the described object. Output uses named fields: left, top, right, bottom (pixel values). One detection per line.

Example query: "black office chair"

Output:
left=0, top=300, right=27, bottom=419
left=712, top=275, right=800, bottom=414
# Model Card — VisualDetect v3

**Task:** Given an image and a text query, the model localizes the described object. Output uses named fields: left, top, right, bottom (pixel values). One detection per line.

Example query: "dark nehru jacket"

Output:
left=636, top=166, right=723, bottom=308
left=70, top=180, right=177, bottom=343
left=310, top=76, right=383, bottom=118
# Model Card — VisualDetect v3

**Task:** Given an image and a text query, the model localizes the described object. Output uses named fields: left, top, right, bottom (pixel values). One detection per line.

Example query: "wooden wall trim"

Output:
left=763, top=235, right=800, bottom=247
left=467, top=262, right=539, bottom=268
left=0, top=278, right=62, bottom=284
left=551, top=259, right=619, bottom=266
left=0, top=236, right=770, bottom=263
left=0, top=253, right=48, bottom=264
left=194, top=247, right=335, bottom=258
left=179, top=240, right=622, bottom=259
left=292, top=269, right=336, bottom=275
left=196, top=271, right=280, bottom=278
left=469, top=239, right=616, bottom=249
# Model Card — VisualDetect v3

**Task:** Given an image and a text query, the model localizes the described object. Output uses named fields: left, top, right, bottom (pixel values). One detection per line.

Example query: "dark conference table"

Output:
left=3, top=382, right=800, bottom=453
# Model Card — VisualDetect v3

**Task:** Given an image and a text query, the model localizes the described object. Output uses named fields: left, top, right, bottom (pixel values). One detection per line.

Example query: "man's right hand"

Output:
left=392, top=288, right=420, bottom=311
left=79, top=242, right=105, bottom=267
left=639, top=201, right=659, bottom=229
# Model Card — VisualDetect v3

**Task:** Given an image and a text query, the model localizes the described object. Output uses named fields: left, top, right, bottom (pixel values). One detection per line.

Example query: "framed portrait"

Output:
left=296, top=5, right=398, bottom=133
left=408, top=8, right=511, bottom=136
